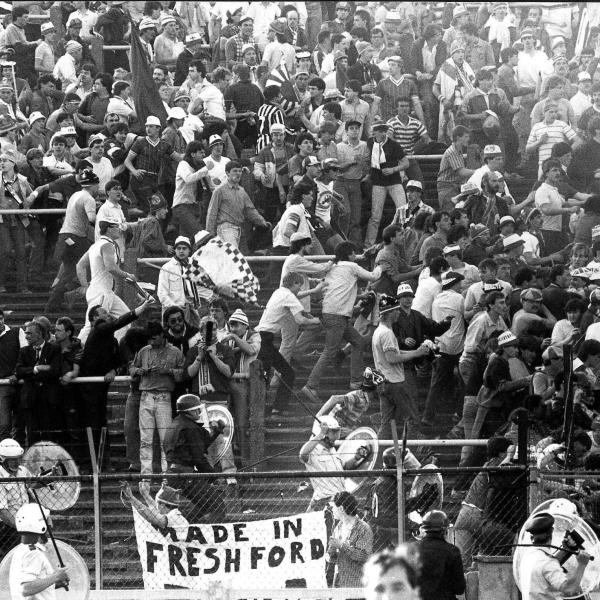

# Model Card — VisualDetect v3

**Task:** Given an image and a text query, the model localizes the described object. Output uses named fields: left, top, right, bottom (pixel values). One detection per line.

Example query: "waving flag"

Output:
left=185, top=237, right=260, bottom=306
left=129, top=20, right=168, bottom=128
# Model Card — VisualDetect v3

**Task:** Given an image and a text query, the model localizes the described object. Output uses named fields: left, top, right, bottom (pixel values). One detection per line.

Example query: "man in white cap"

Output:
left=570, top=72, right=593, bottom=130
left=222, top=309, right=261, bottom=465
left=53, top=40, right=82, bottom=88
left=125, top=115, right=183, bottom=214
left=154, top=15, right=182, bottom=71
left=204, top=134, right=230, bottom=192
left=35, top=21, right=56, bottom=76
left=158, top=234, right=203, bottom=324
left=443, top=5, right=470, bottom=47
left=160, top=107, right=188, bottom=204
left=422, top=271, right=466, bottom=427
left=173, top=32, right=204, bottom=86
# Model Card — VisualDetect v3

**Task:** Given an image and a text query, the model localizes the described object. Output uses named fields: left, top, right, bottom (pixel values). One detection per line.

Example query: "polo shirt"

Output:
left=129, top=137, right=173, bottom=175
left=375, top=76, right=419, bottom=122
left=527, top=120, right=577, bottom=174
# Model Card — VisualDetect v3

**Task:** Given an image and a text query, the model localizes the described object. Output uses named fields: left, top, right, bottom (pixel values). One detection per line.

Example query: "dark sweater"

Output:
left=0, top=327, right=21, bottom=378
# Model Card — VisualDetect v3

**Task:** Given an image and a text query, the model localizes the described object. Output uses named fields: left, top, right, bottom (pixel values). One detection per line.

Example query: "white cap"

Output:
left=167, top=107, right=186, bottom=121
left=270, top=123, right=285, bottom=134
left=497, top=331, right=518, bottom=347
left=58, top=126, right=77, bottom=137
left=65, top=40, right=83, bottom=53
left=406, top=180, right=423, bottom=190
left=578, top=71, right=592, bottom=82
left=186, top=32, right=203, bottom=44
left=194, top=230, right=212, bottom=246
left=483, top=144, right=503, bottom=156
left=40, top=22, right=55, bottom=34
left=0, top=438, right=23, bottom=458
left=139, top=17, right=157, bottom=31
left=499, top=215, right=515, bottom=226
left=396, top=283, right=415, bottom=297
left=145, top=116, right=161, bottom=127
left=174, top=235, right=191, bottom=248
left=208, top=134, right=223, bottom=147
left=28, top=111, right=45, bottom=126
left=15, top=503, right=49, bottom=534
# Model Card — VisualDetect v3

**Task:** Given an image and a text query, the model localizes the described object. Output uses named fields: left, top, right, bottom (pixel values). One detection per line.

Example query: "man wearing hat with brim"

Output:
left=402, top=180, right=434, bottom=227
left=372, top=293, right=431, bottom=434
left=347, top=41, right=383, bottom=95
left=174, top=32, right=209, bottom=87
left=470, top=329, right=531, bottom=442
left=138, top=17, right=158, bottom=66
left=443, top=5, right=470, bottom=48
left=501, top=233, right=528, bottom=281
left=124, top=115, right=183, bottom=214
left=517, top=511, right=591, bottom=600
left=323, top=50, right=348, bottom=93
left=45, top=168, right=100, bottom=311
left=467, top=144, right=512, bottom=202
left=35, top=22, right=57, bottom=76
left=512, top=287, right=556, bottom=338
left=570, top=71, right=593, bottom=129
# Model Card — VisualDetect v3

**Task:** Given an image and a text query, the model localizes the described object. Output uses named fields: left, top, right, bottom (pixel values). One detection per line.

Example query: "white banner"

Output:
left=132, top=509, right=328, bottom=590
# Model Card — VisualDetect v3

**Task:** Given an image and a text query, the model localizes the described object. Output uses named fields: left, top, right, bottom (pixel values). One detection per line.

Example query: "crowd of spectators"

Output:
left=2, top=0, right=600, bottom=588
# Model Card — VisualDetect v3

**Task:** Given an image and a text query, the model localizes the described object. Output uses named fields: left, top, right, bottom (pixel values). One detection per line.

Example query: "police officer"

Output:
left=9, top=503, right=69, bottom=600
left=417, top=510, right=465, bottom=600
left=518, top=512, right=591, bottom=600
left=0, top=439, right=33, bottom=558
left=163, top=394, right=226, bottom=522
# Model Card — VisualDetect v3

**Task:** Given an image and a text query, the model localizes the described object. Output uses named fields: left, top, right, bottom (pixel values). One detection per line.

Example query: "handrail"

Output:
left=0, top=209, right=67, bottom=214
left=138, top=255, right=338, bottom=265
left=0, top=373, right=249, bottom=384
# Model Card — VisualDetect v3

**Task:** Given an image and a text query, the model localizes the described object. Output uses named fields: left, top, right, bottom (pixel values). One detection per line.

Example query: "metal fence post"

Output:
left=248, top=360, right=266, bottom=464
left=391, top=420, right=405, bottom=543
left=87, top=427, right=103, bottom=590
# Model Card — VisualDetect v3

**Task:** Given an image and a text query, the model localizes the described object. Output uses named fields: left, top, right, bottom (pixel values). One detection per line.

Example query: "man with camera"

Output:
left=519, top=512, right=591, bottom=600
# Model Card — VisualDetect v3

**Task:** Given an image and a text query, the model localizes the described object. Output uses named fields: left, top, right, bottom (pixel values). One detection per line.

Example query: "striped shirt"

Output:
left=437, top=144, right=465, bottom=185
left=257, top=103, right=286, bottom=151
left=386, top=116, right=427, bottom=155
left=527, top=120, right=577, bottom=175
left=375, top=76, right=419, bottom=122
left=129, top=137, right=173, bottom=175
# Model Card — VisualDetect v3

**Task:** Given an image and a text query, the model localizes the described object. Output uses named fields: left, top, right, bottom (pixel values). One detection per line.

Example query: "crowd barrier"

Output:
left=0, top=464, right=529, bottom=591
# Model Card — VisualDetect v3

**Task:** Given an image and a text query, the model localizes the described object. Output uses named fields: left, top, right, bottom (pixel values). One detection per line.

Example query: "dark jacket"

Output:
left=542, top=283, right=573, bottom=321
left=0, top=327, right=21, bottom=378
left=409, top=38, right=447, bottom=76
left=393, top=309, right=451, bottom=350
left=16, top=342, right=62, bottom=408
left=418, top=534, right=466, bottom=600
left=80, top=311, right=139, bottom=376
left=95, top=7, right=128, bottom=44
left=346, top=60, right=382, bottom=88
left=164, top=412, right=220, bottom=472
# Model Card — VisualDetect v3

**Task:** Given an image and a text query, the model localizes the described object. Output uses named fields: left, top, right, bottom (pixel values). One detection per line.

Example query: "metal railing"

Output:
left=0, top=464, right=528, bottom=591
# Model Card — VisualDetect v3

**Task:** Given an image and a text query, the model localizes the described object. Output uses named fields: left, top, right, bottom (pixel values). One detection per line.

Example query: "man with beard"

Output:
left=464, top=171, right=510, bottom=235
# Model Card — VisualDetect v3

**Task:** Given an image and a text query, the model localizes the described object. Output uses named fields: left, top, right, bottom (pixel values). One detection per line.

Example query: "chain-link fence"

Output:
left=0, top=464, right=532, bottom=592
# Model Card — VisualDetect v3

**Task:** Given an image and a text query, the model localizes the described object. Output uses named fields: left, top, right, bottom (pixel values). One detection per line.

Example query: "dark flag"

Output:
left=129, top=21, right=167, bottom=129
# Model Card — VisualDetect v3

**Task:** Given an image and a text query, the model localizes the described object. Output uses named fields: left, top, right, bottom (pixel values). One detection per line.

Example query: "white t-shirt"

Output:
left=256, top=287, right=304, bottom=334
left=305, top=444, right=345, bottom=501
left=586, top=322, right=600, bottom=342
left=521, top=231, right=540, bottom=258
left=412, top=277, right=441, bottom=319
left=535, top=181, right=565, bottom=232
left=372, top=321, right=404, bottom=383
left=90, top=157, right=114, bottom=192
left=205, top=155, right=230, bottom=191
left=10, top=543, right=55, bottom=600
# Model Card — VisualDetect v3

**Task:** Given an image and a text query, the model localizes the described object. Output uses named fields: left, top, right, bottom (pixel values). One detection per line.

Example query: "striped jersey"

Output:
left=256, top=103, right=286, bottom=151
left=375, top=76, right=419, bottom=122
left=386, top=115, right=427, bottom=155
left=526, top=120, right=577, bottom=174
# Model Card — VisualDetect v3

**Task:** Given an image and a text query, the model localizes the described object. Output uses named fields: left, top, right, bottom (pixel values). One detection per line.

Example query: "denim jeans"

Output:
left=217, top=223, right=241, bottom=247
left=257, top=331, right=295, bottom=410
left=334, top=179, right=363, bottom=246
left=172, top=203, right=203, bottom=242
left=364, top=184, right=407, bottom=247
left=124, top=389, right=141, bottom=470
left=306, top=314, right=365, bottom=390
left=139, top=390, right=172, bottom=476
left=229, top=379, right=250, bottom=465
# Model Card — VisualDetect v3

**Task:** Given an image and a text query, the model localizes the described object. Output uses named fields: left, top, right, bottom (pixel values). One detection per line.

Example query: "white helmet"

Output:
left=549, top=498, right=578, bottom=517
left=0, top=438, right=24, bottom=459
left=15, top=503, right=49, bottom=534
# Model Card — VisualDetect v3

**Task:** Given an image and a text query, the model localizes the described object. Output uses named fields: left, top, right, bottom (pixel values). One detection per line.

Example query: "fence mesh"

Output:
left=0, top=463, right=530, bottom=591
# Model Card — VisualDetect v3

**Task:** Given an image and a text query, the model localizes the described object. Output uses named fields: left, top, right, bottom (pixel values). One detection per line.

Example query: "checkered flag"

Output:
left=184, top=237, right=260, bottom=305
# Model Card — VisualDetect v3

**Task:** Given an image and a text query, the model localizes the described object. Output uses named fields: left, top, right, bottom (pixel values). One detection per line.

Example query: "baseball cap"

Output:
left=498, top=331, right=518, bottom=347
left=499, top=215, right=515, bottom=227
left=578, top=71, right=592, bottom=82
left=442, top=245, right=461, bottom=256
left=270, top=123, right=285, bottom=134
left=441, top=271, right=464, bottom=289
left=396, top=283, right=415, bottom=298
left=40, top=22, right=55, bottom=34
left=208, top=134, right=223, bottom=147
left=503, top=233, right=525, bottom=250
left=28, top=111, right=45, bottom=126
left=483, top=144, right=503, bottom=157
left=167, top=107, right=187, bottom=121
left=303, top=155, right=321, bottom=168
left=174, top=235, right=191, bottom=249
left=406, top=180, right=423, bottom=191
left=145, top=116, right=161, bottom=127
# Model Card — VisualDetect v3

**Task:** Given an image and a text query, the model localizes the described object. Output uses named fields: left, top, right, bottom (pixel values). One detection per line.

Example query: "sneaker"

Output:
left=301, top=385, right=319, bottom=403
